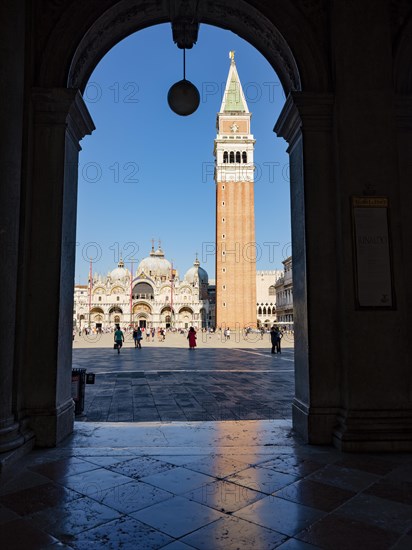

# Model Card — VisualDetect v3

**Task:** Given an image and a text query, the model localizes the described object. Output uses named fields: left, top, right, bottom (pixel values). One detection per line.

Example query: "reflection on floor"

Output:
left=0, top=420, right=411, bottom=549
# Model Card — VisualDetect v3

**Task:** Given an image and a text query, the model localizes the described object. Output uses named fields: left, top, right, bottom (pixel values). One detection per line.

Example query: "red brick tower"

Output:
left=214, top=52, right=257, bottom=331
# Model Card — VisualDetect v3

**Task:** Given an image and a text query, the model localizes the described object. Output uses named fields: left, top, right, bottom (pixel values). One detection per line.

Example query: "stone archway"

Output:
left=38, top=0, right=329, bottom=95
left=160, top=306, right=173, bottom=328
left=1, top=1, right=411, bottom=457
left=13, top=0, right=412, bottom=455
left=108, top=306, right=123, bottom=325
left=90, top=307, right=105, bottom=326
left=11, top=0, right=332, bottom=450
left=179, top=306, right=194, bottom=328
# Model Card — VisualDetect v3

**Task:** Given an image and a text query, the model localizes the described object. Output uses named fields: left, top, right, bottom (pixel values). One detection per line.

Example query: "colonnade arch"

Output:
left=2, top=0, right=411, bottom=456
left=0, top=0, right=339, bottom=452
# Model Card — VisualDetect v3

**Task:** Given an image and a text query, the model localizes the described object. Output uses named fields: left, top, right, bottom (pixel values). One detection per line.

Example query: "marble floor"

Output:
left=0, top=420, right=411, bottom=549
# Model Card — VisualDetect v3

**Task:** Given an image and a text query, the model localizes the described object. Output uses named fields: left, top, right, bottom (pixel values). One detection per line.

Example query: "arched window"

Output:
left=132, top=281, right=154, bottom=300
left=258, top=307, right=262, bottom=315
left=267, top=307, right=271, bottom=315
left=223, top=151, right=228, bottom=163
left=236, top=151, right=241, bottom=163
left=269, top=285, right=276, bottom=296
left=242, top=151, right=247, bottom=163
left=229, top=151, right=235, bottom=163
left=263, top=307, right=267, bottom=315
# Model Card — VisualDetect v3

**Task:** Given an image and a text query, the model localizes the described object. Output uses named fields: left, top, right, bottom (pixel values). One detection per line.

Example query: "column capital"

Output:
left=395, top=94, right=412, bottom=131
left=274, top=92, right=334, bottom=146
left=32, top=87, right=95, bottom=143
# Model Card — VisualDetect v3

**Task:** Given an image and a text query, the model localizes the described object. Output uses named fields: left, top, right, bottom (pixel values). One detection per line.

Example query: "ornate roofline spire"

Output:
left=220, top=52, right=249, bottom=113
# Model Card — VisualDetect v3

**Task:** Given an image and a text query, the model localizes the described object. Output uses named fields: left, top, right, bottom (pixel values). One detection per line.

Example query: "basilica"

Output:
left=74, top=243, right=288, bottom=331
left=74, top=243, right=212, bottom=331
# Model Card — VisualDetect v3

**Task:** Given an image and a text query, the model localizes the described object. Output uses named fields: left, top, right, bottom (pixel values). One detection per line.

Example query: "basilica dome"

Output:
left=110, top=259, right=129, bottom=281
left=184, top=257, right=208, bottom=284
left=137, top=245, right=172, bottom=278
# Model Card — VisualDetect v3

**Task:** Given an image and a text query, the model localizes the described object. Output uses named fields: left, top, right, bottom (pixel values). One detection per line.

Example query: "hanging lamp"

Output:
left=168, top=48, right=200, bottom=116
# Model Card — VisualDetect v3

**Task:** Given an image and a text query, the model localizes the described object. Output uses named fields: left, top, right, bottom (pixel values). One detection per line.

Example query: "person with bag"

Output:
left=114, top=324, right=124, bottom=354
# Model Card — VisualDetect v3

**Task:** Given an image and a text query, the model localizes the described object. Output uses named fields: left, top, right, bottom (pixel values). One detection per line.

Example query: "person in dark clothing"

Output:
left=275, top=328, right=282, bottom=353
left=136, top=326, right=142, bottom=348
left=270, top=326, right=280, bottom=354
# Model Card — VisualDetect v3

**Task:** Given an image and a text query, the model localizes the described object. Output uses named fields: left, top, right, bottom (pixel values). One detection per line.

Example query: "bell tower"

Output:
left=214, top=52, right=257, bottom=330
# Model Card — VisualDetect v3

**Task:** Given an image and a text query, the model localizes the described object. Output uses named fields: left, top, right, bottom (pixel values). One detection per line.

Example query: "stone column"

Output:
left=396, top=96, right=412, bottom=325
left=329, top=0, right=411, bottom=451
left=0, top=0, right=26, bottom=455
left=275, top=92, right=341, bottom=444
left=276, top=1, right=412, bottom=451
left=16, top=89, right=94, bottom=447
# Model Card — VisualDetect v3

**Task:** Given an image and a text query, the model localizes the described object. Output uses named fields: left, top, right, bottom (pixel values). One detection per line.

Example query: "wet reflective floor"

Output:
left=1, top=421, right=411, bottom=549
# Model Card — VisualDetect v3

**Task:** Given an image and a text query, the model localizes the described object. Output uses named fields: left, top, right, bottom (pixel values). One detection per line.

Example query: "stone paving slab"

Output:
left=2, top=421, right=411, bottom=550
left=72, top=334, right=294, bottom=423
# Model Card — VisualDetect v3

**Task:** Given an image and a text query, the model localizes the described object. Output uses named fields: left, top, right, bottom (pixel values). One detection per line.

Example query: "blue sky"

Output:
left=76, top=23, right=291, bottom=283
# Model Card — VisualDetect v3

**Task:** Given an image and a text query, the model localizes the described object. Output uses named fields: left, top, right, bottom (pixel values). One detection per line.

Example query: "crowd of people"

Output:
left=74, top=323, right=290, bottom=354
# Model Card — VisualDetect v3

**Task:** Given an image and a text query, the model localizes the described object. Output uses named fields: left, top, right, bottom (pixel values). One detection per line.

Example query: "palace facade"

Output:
left=274, top=256, right=294, bottom=325
left=256, top=269, right=284, bottom=328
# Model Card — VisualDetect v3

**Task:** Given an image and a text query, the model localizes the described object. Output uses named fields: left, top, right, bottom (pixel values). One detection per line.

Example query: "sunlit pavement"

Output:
left=1, top=421, right=411, bottom=549
left=1, top=335, right=411, bottom=548
left=72, top=332, right=295, bottom=422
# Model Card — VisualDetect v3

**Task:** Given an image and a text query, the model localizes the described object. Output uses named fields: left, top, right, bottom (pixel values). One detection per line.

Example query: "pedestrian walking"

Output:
left=133, top=326, right=138, bottom=348
left=187, top=326, right=197, bottom=349
left=137, top=326, right=142, bottom=348
left=270, top=326, right=281, bottom=354
left=114, top=324, right=124, bottom=354
left=270, top=325, right=278, bottom=354
left=275, top=327, right=282, bottom=354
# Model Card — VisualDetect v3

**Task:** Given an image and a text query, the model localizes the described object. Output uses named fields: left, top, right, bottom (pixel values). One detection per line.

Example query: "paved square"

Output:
left=72, top=331, right=295, bottom=422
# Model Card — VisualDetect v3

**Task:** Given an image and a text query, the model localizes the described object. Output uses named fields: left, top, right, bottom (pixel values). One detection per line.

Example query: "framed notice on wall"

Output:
left=352, top=197, right=395, bottom=309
